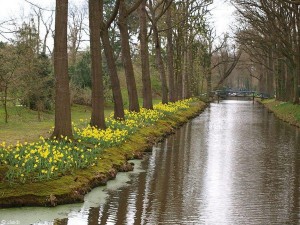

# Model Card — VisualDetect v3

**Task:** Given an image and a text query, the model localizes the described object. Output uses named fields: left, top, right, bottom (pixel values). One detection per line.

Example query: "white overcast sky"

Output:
left=0, top=0, right=84, bottom=20
left=210, top=0, right=235, bottom=35
left=0, top=0, right=235, bottom=41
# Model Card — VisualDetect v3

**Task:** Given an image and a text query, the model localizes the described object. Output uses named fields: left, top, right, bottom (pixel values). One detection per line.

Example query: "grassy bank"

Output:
left=0, top=104, right=113, bottom=145
left=259, top=99, right=300, bottom=128
left=0, top=99, right=162, bottom=145
left=0, top=99, right=207, bottom=208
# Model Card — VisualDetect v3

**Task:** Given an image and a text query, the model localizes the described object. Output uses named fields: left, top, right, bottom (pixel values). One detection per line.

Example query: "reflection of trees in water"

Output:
left=44, top=105, right=300, bottom=224
left=83, top=123, right=192, bottom=224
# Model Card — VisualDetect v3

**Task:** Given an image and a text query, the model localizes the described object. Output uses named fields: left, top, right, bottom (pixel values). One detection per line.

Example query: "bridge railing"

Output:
left=214, top=90, right=256, bottom=96
left=214, top=90, right=256, bottom=103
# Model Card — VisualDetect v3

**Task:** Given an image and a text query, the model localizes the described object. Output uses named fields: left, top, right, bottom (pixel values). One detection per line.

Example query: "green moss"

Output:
left=0, top=100, right=207, bottom=207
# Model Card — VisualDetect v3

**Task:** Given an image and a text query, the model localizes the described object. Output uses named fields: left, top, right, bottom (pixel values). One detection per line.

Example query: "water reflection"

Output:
left=1, top=100, right=300, bottom=225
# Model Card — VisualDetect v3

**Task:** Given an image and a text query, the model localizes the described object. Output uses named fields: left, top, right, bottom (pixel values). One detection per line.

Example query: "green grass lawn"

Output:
left=0, top=104, right=113, bottom=145
left=0, top=98, right=162, bottom=145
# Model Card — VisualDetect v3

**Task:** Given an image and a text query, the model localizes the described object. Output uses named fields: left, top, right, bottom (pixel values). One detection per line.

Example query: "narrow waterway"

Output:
left=1, top=100, right=300, bottom=225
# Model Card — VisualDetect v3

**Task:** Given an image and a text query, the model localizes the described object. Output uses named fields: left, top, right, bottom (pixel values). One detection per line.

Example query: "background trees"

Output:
left=3, top=0, right=298, bottom=138
left=0, top=43, right=20, bottom=123
left=232, top=0, right=300, bottom=103
left=0, top=0, right=236, bottom=123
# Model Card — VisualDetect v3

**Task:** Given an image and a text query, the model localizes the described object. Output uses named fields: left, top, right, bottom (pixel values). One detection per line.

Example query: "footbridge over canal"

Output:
left=214, top=90, right=256, bottom=102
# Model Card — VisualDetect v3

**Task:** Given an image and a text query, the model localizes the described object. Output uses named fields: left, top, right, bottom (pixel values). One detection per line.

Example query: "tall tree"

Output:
left=138, top=0, right=153, bottom=109
left=166, top=3, right=176, bottom=102
left=148, top=0, right=172, bottom=104
left=175, top=21, right=184, bottom=100
left=89, top=0, right=106, bottom=129
left=100, top=0, right=125, bottom=120
left=51, top=0, right=73, bottom=139
left=117, top=0, right=142, bottom=112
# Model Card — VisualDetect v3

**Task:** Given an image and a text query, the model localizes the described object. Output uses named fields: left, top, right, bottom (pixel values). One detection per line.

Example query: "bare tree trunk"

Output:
left=52, top=0, right=73, bottom=139
left=68, top=4, right=85, bottom=68
left=182, top=1, right=189, bottom=99
left=276, top=57, right=285, bottom=101
left=118, top=0, right=140, bottom=112
left=139, top=0, right=153, bottom=109
left=286, top=63, right=293, bottom=100
left=259, top=71, right=265, bottom=94
left=200, top=77, right=204, bottom=95
left=100, top=0, right=124, bottom=120
left=176, top=28, right=183, bottom=100
left=206, top=68, right=212, bottom=97
left=263, top=69, right=269, bottom=95
left=187, top=47, right=193, bottom=98
left=36, top=11, right=41, bottom=55
left=89, top=0, right=106, bottom=129
left=267, top=50, right=274, bottom=97
left=166, top=5, right=175, bottom=102
left=194, top=48, right=201, bottom=96
left=4, top=84, right=8, bottom=123
left=100, top=28, right=125, bottom=120
left=294, top=5, right=300, bottom=104
left=37, top=100, right=44, bottom=122
left=42, top=29, right=50, bottom=54
left=148, top=0, right=172, bottom=104
left=153, top=23, right=168, bottom=104
left=41, top=12, right=53, bottom=54
left=183, top=49, right=190, bottom=98
left=293, top=62, right=299, bottom=104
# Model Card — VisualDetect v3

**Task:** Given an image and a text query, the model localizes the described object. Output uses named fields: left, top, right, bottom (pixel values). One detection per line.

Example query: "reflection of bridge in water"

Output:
left=214, top=90, right=256, bottom=103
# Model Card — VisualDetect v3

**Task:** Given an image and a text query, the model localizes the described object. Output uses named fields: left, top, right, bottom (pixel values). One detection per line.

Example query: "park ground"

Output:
left=0, top=99, right=207, bottom=207
left=0, top=98, right=299, bottom=207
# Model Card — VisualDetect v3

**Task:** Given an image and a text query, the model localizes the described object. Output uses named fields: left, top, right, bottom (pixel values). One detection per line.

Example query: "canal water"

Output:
left=1, top=100, right=300, bottom=225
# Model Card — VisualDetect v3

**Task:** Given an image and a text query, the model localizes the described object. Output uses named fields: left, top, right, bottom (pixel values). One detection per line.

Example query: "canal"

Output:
left=1, top=100, right=300, bottom=225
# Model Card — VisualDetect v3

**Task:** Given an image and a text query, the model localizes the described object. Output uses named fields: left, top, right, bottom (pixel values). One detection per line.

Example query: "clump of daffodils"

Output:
left=0, top=136, right=100, bottom=182
left=0, top=98, right=196, bottom=183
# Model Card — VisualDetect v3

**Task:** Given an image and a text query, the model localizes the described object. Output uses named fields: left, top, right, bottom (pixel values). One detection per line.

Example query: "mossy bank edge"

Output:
left=0, top=100, right=207, bottom=208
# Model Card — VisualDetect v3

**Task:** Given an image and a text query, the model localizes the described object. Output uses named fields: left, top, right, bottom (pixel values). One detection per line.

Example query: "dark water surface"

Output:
left=1, top=100, right=300, bottom=225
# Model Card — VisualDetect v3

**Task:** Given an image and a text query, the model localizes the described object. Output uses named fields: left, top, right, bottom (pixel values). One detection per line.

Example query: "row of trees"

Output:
left=0, top=0, right=242, bottom=138
left=54, top=0, right=200, bottom=138
left=233, top=0, right=300, bottom=103
left=54, top=0, right=239, bottom=139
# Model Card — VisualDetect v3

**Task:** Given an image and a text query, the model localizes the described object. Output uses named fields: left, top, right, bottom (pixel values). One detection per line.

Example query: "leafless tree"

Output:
left=117, top=0, right=143, bottom=112
left=138, top=0, right=153, bottom=109
left=100, top=0, right=125, bottom=120
left=148, top=0, right=173, bottom=104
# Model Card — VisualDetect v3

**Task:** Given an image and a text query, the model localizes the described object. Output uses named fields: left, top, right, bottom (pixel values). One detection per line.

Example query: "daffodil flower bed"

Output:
left=0, top=98, right=195, bottom=183
left=0, top=137, right=101, bottom=183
